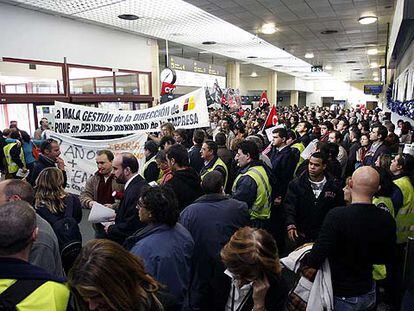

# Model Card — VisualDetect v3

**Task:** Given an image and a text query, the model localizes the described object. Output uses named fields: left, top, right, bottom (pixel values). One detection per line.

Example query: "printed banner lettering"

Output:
left=45, top=130, right=147, bottom=195
left=54, top=88, right=210, bottom=136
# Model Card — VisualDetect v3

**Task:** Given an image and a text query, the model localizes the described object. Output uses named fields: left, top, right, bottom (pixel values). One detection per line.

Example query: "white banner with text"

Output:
left=54, top=88, right=209, bottom=136
left=45, top=130, right=147, bottom=195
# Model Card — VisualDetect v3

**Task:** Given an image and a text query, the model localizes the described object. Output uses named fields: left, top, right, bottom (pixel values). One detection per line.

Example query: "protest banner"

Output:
left=45, top=130, right=147, bottom=195
left=54, top=88, right=209, bottom=136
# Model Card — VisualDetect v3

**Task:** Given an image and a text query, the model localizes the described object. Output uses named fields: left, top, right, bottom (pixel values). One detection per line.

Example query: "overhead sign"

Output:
left=44, top=130, right=147, bottom=195
left=170, top=56, right=226, bottom=76
left=364, top=84, right=383, bottom=95
left=54, top=88, right=210, bottom=136
left=311, top=65, right=323, bottom=72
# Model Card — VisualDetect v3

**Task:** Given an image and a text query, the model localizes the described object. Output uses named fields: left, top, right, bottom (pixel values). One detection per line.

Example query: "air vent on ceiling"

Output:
left=353, top=68, right=361, bottom=71
left=321, top=30, right=338, bottom=35
left=336, top=48, right=348, bottom=52
left=118, top=14, right=139, bottom=20
left=202, top=41, right=216, bottom=45
left=247, top=56, right=258, bottom=59
left=346, top=61, right=357, bottom=64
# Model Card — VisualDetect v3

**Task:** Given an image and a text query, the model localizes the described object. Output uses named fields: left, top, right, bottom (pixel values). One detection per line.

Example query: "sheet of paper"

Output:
left=301, top=139, right=318, bottom=160
left=88, top=202, right=116, bottom=223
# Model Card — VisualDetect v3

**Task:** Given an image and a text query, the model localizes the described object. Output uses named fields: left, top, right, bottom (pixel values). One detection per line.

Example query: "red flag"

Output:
left=160, top=82, right=176, bottom=96
left=264, top=105, right=278, bottom=129
left=259, top=91, right=269, bottom=107
left=220, top=94, right=228, bottom=106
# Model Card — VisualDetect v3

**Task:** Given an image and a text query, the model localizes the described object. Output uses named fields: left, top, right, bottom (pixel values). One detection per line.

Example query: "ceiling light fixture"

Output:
left=370, top=62, right=379, bottom=68
left=336, top=48, right=349, bottom=52
left=261, top=23, right=277, bottom=34
left=305, top=52, right=314, bottom=59
left=358, top=16, right=378, bottom=25
left=325, top=65, right=332, bottom=70
left=250, top=71, right=258, bottom=77
left=373, top=72, right=378, bottom=77
left=118, top=14, right=139, bottom=20
left=321, top=30, right=338, bottom=35
left=202, top=41, right=216, bottom=45
left=373, top=77, right=379, bottom=81
left=247, top=56, right=258, bottom=59
left=367, top=48, right=378, bottom=55
left=346, top=61, right=357, bottom=64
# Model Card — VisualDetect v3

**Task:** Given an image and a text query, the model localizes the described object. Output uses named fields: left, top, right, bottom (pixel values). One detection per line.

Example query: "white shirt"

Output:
left=124, top=173, right=139, bottom=191
left=224, top=269, right=252, bottom=311
left=309, top=176, right=327, bottom=199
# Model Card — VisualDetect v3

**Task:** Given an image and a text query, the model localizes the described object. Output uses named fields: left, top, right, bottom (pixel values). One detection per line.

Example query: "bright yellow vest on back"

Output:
left=200, top=157, right=228, bottom=188
left=0, top=279, right=70, bottom=311
left=3, top=143, right=25, bottom=174
left=291, top=142, right=305, bottom=171
left=232, top=166, right=271, bottom=220
left=393, top=176, right=414, bottom=244
left=143, top=156, right=163, bottom=181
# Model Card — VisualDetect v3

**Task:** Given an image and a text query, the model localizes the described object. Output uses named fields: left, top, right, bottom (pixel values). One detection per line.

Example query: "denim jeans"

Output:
left=334, top=285, right=376, bottom=311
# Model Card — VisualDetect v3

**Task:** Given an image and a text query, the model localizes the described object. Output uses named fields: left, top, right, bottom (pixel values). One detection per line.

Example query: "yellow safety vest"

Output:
left=291, top=142, right=305, bottom=172
left=232, top=166, right=272, bottom=220
left=393, top=176, right=414, bottom=244
left=143, top=156, right=163, bottom=181
left=200, top=157, right=228, bottom=188
left=0, top=279, right=70, bottom=311
left=3, top=143, right=25, bottom=174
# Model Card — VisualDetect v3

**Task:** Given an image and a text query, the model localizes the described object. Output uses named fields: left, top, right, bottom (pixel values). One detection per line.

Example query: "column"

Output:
left=267, top=71, right=278, bottom=105
left=226, top=61, right=240, bottom=89
left=290, top=90, right=299, bottom=107
left=149, top=39, right=160, bottom=106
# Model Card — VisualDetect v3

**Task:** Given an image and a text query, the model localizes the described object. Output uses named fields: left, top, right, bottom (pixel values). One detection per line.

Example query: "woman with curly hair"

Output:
left=124, top=185, right=194, bottom=308
left=69, top=239, right=178, bottom=311
left=216, top=226, right=288, bottom=311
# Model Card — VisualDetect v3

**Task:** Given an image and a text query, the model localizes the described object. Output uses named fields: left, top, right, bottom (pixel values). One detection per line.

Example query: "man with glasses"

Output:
left=363, top=124, right=390, bottom=166
left=28, top=139, right=66, bottom=187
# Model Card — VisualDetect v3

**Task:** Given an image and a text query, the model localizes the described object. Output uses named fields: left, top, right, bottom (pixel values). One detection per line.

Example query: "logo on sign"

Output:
left=183, top=96, right=196, bottom=111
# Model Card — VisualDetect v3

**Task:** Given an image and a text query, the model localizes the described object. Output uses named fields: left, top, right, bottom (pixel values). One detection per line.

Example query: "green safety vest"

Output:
left=200, top=157, right=228, bottom=188
left=291, top=142, right=305, bottom=171
left=143, top=156, right=163, bottom=181
left=3, top=143, right=25, bottom=174
left=232, top=166, right=272, bottom=220
left=372, top=196, right=395, bottom=280
left=393, top=176, right=414, bottom=244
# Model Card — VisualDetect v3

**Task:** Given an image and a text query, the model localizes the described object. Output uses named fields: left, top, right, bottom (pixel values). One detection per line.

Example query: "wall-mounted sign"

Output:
left=364, top=85, right=383, bottom=95
left=170, top=56, right=226, bottom=76
left=311, top=65, right=323, bottom=72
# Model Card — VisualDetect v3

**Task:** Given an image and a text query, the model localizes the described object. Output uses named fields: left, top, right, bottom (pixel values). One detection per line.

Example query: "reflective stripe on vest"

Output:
left=143, top=156, right=163, bottom=180
left=292, top=142, right=305, bottom=172
left=232, top=166, right=271, bottom=220
left=373, top=196, right=395, bottom=218
left=3, top=143, right=25, bottom=174
left=393, top=176, right=414, bottom=244
left=200, top=157, right=228, bottom=188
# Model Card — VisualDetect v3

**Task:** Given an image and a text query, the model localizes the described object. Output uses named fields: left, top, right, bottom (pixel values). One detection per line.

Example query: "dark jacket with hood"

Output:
left=28, top=154, right=67, bottom=187
left=126, top=223, right=194, bottom=306
left=166, top=167, right=203, bottom=211
left=285, top=171, right=344, bottom=242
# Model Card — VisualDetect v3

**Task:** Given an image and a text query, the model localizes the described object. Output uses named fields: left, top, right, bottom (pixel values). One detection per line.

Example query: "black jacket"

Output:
left=284, top=171, right=344, bottom=242
left=268, top=145, right=299, bottom=198
left=36, top=194, right=83, bottom=224
left=345, top=140, right=360, bottom=177
left=298, top=133, right=311, bottom=147
left=28, top=154, right=67, bottom=187
left=107, top=174, right=147, bottom=244
left=208, top=271, right=288, bottom=311
left=302, top=204, right=396, bottom=297
left=363, top=142, right=391, bottom=166
left=188, top=145, right=204, bottom=174
left=166, top=167, right=203, bottom=211
left=143, top=154, right=160, bottom=183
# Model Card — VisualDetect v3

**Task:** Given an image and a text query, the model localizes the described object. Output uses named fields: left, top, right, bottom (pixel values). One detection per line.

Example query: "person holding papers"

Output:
left=80, top=150, right=123, bottom=238
left=105, top=152, right=147, bottom=245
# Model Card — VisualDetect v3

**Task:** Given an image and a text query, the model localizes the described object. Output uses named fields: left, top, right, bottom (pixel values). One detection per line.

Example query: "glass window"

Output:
left=115, top=72, right=139, bottom=95
left=69, top=67, right=113, bottom=95
left=96, top=76, right=114, bottom=94
left=98, top=102, right=134, bottom=110
left=0, top=103, right=36, bottom=135
left=0, top=61, right=63, bottom=94
left=139, top=74, right=150, bottom=95
left=70, top=78, right=94, bottom=94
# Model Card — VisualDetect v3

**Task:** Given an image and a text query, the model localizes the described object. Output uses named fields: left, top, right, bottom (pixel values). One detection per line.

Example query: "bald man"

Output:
left=301, top=166, right=396, bottom=310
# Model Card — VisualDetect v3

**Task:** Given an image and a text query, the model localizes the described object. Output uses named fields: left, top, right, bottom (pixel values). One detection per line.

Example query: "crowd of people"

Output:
left=0, top=104, right=413, bottom=311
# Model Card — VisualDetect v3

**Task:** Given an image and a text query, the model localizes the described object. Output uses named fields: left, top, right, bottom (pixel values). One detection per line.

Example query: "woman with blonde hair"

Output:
left=68, top=239, right=178, bottom=311
left=215, top=226, right=287, bottom=311
left=35, top=167, right=82, bottom=272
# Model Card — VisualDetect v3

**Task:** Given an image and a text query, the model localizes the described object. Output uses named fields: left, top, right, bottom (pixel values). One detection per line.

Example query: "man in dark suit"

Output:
left=363, top=124, right=391, bottom=166
left=105, top=152, right=147, bottom=245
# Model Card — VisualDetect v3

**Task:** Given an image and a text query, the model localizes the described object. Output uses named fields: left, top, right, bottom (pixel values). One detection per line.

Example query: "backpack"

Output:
left=40, top=195, right=82, bottom=271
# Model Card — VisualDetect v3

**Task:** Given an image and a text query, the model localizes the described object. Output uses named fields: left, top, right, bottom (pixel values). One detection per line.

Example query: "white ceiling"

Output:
left=1, top=0, right=394, bottom=82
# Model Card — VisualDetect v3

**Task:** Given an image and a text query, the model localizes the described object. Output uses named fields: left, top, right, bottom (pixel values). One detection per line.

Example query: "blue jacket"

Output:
left=126, top=223, right=194, bottom=306
left=180, top=193, right=250, bottom=310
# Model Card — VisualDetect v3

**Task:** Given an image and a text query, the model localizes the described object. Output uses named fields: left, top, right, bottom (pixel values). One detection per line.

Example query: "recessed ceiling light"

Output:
left=202, top=41, right=216, bottom=45
left=118, top=14, right=139, bottom=20
left=358, top=16, right=378, bottom=25
left=336, top=48, right=349, bottom=52
left=247, top=56, right=258, bottom=59
left=305, top=52, right=314, bottom=59
left=367, top=48, right=378, bottom=55
left=321, top=30, right=338, bottom=35
left=250, top=71, right=258, bottom=77
left=261, top=23, right=277, bottom=34
left=325, top=65, right=332, bottom=70
left=353, top=68, right=361, bottom=71
left=373, top=77, right=379, bottom=81
left=370, top=62, right=379, bottom=68
left=346, top=61, right=357, bottom=64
